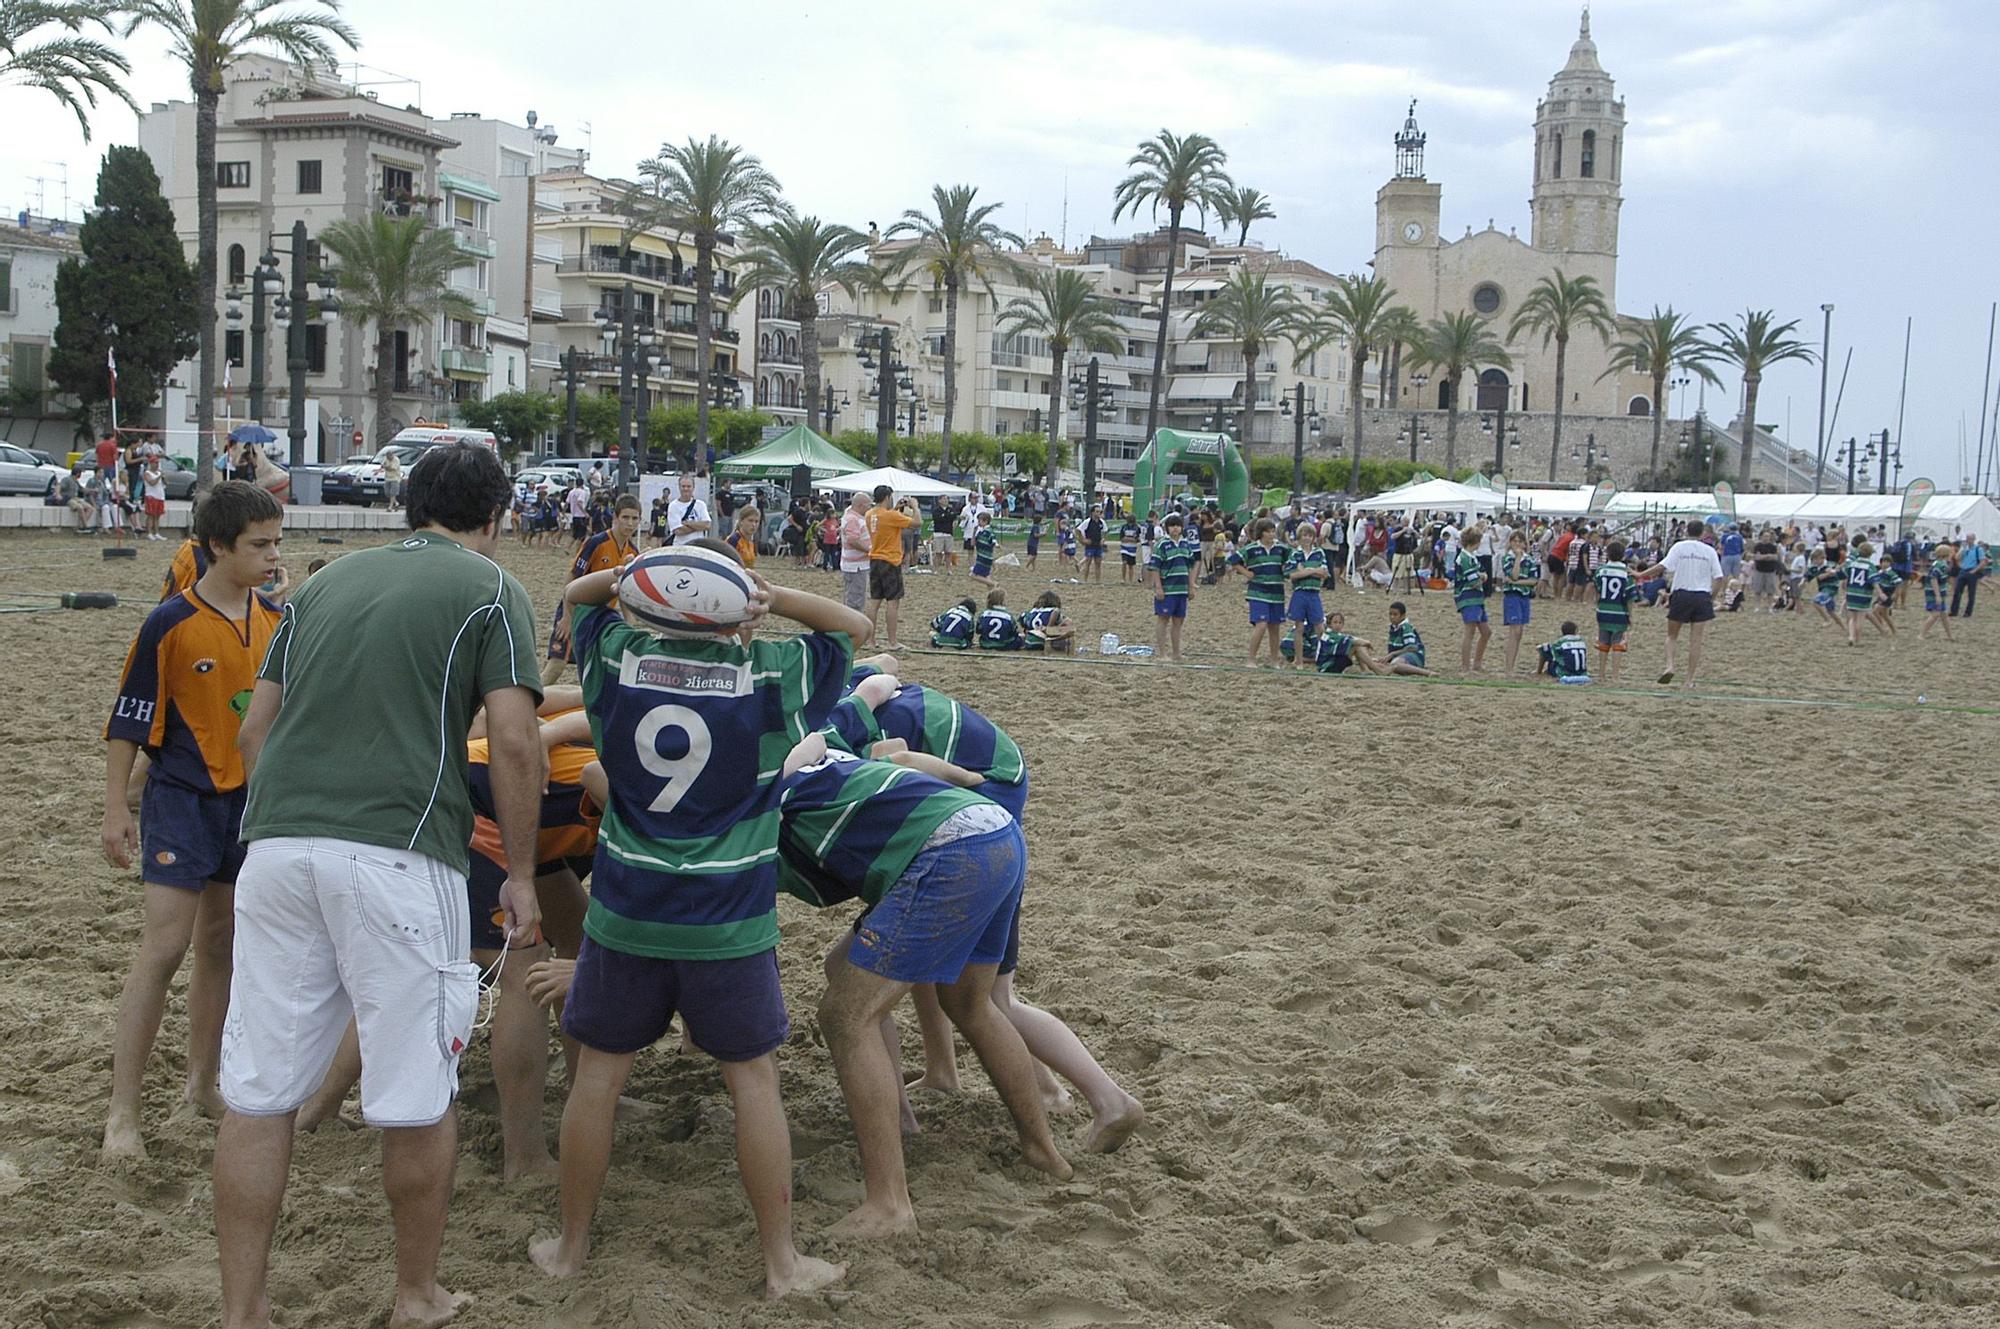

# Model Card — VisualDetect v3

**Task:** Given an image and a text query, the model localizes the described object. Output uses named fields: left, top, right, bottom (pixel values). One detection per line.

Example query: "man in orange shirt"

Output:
left=865, top=484, right=920, bottom=650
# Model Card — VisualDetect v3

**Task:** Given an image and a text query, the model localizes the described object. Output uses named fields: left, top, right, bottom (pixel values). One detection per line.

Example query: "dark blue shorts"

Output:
left=1248, top=599, right=1284, bottom=625
left=467, top=851, right=592, bottom=951
left=850, top=822, right=1024, bottom=985
left=560, top=938, right=788, bottom=1062
left=141, top=779, right=247, bottom=890
left=1084, top=543, right=1105, bottom=559
left=1154, top=593, right=1187, bottom=619
left=1503, top=594, right=1532, bottom=627
left=1459, top=603, right=1489, bottom=624
left=971, top=559, right=992, bottom=578
left=1287, top=590, right=1324, bottom=628
left=1121, top=551, right=1136, bottom=564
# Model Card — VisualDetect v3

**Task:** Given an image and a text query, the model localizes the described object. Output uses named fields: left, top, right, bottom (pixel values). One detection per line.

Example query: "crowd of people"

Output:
left=99, top=446, right=1144, bottom=1328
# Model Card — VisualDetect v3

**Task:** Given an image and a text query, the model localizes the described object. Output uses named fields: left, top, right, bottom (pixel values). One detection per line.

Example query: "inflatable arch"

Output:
left=1129, top=429, right=1251, bottom=519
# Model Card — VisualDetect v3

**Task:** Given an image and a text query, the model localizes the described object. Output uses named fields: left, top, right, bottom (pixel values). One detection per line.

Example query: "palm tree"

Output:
left=995, top=267, right=1121, bottom=486
left=1709, top=308, right=1816, bottom=488
left=1312, top=273, right=1406, bottom=494
left=1112, top=130, right=1231, bottom=444
left=1216, top=185, right=1274, bottom=246
left=1507, top=269, right=1616, bottom=481
left=2, top=0, right=132, bottom=138
left=1190, top=268, right=1299, bottom=452
left=887, top=184, right=1021, bottom=472
left=318, top=213, right=476, bottom=449
left=639, top=135, right=779, bottom=458
left=122, top=1, right=354, bottom=492
left=1377, top=305, right=1422, bottom=407
left=736, top=206, right=873, bottom=432
left=1413, top=312, right=1511, bottom=476
left=1600, top=307, right=1719, bottom=482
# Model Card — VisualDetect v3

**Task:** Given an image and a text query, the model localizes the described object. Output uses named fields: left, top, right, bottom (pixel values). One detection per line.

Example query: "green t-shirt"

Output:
left=1286, top=546, right=1328, bottom=594
left=1451, top=548, right=1486, bottom=609
left=1387, top=619, right=1423, bottom=664
left=242, top=530, right=542, bottom=872
left=1232, top=541, right=1290, bottom=604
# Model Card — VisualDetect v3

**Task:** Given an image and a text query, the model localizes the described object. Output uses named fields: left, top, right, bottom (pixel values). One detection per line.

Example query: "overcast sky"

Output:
left=4, top=0, right=1996, bottom=487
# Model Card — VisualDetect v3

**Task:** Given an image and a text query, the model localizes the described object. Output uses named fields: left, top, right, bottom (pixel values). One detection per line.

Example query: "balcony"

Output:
left=531, top=287, right=563, bottom=317
left=760, top=349, right=802, bottom=366
left=441, top=347, right=491, bottom=377
left=532, top=239, right=564, bottom=265
left=449, top=289, right=497, bottom=318
left=669, top=271, right=735, bottom=297
left=379, top=191, right=437, bottom=222
left=452, top=223, right=495, bottom=257
left=561, top=304, right=659, bottom=330
left=558, top=254, right=681, bottom=284
left=530, top=342, right=560, bottom=367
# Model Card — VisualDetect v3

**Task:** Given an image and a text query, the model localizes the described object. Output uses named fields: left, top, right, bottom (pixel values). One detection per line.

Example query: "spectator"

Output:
left=1637, top=519, right=1724, bottom=688
left=838, top=490, right=872, bottom=611
left=1951, top=538, right=1989, bottom=617
left=665, top=474, right=711, bottom=546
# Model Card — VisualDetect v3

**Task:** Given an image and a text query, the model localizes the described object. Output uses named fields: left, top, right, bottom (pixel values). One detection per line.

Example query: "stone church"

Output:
left=1372, top=9, right=1655, bottom=422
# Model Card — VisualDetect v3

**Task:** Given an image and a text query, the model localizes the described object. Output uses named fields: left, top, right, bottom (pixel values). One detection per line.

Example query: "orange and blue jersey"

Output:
left=550, top=529, right=637, bottom=657
left=160, top=538, right=209, bottom=603
left=106, top=588, right=282, bottom=794
left=727, top=529, right=759, bottom=567
left=466, top=732, right=603, bottom=875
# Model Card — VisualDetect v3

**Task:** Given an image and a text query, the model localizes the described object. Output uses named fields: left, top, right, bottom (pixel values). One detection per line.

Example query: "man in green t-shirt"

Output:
left=219, top=444, right=546, bottom=1329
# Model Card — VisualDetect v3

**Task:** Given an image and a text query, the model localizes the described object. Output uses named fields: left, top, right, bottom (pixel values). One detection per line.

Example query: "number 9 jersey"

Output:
left=571, top=603, right=853, bottom=961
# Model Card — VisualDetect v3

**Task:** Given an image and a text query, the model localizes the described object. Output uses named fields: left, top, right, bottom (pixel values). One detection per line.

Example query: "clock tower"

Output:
left=1530, top=7, right=1624, bottom=259
left=1374, top=100, right=1441, bottom=255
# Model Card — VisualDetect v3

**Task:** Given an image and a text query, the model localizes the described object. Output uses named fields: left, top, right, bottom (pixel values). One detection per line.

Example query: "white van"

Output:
left=388, top=425, right=500, bottom=451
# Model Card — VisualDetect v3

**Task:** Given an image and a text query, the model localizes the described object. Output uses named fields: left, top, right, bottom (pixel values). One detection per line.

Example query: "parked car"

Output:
left=322, top=426, right=501, bottom=506
left=0, top=442, right=68, bottom=496
left=513, top=465, right=583, bottom=495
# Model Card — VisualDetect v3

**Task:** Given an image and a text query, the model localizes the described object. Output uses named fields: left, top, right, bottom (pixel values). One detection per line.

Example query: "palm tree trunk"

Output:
left=941, top=275, right=959, bottom=473
left=1045, top=344, right=1065, bottom=487
left=374, top=324, right=395, bottom=452
left=1387, top=340, right=1402, bottom=407
left=695, top=239, right=713, bottom=463
left=798, top=291, right=821, bottom=433
left=1143, top=203, right=1182, bottom=443
left=1347, top=344, right=1366, bottom=493
left=1547, top=333, right=1568, bottom=482
left=1239, top=345, right=1256, bottom=448
left=1737, top=375, right=1759, bottom=487
left=1443, top=375, right=1459, bottom=475
left=1648, top=369, right=1666, bottom=479
left=193, top=82, right=219, bottom=492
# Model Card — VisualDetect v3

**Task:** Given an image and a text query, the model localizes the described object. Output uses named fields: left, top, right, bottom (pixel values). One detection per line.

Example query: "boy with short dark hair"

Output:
left=1283, top=524, right=1329, bottom=673
left=1118, top=514, right=1140, bottom=581
left=969, top=510, right=999, bottom=589
left=1538, top=620, right=1592, bottom=683
left=1148, top=513, right=1195, bottom=663
left=976, top=588, right=1022, bottom=650
left=1229, top=516, right=1290, bottom=667
left=931, top=597, right=977, bottom=648
left=1451, top=526, right=1490, bottom=672
left=1592, top=539, right=1639, bottom=683
left=1382, top=601, right=1434, bottom=675
left=530, top=539, right=865, bottom=1299
left=100, top=481, right=286, bottom=1161
left=1869, top=553, right=1903, bottom=637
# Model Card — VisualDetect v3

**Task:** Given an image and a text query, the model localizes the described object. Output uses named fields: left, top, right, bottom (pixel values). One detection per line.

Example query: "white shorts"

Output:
left=221, top=836, right=478, bottom=1127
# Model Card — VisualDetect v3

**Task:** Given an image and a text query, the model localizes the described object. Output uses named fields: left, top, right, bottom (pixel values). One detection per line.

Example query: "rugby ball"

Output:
left=618, top=545, right=757, bottom=636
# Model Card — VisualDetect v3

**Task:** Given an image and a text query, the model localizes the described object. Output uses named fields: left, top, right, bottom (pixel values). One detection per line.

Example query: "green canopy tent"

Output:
left=712, top=425, right=865, bottom=480
left=1130, top=429, right=1252, bottom=519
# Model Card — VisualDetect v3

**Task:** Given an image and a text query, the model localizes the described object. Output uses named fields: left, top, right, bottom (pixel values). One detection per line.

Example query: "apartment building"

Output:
left=751, top=285, right=807, bottom=427
left=0, top=218, right=79, bottom=448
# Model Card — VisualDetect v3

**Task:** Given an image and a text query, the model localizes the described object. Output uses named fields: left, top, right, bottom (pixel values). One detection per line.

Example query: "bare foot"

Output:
left=101, top=1114, right=146, bottom=1163
left=899, top=1097, right=921, bottom=1136
left=528, top=1232, right=587, bottom=1278
left=388, top=1288, right=471, bottom=1329
left=501, top=1153, right=559, bottom=1185
left=1022, top=1139, right=1074, bottom=1180
left=1042, top=1081, right=1076, bottom=1117
left=1083, top=1094, right=1146, bottom=1154
left=179, top=1082, right=228, bottom=1121
left=614, top=1095, right=662, bottom=1122
left=827, top=1200, right=917, bottom=1241
left=906, top=1072, right=960, bottom=1095
left=766, top=1253, right=846, bottom=1300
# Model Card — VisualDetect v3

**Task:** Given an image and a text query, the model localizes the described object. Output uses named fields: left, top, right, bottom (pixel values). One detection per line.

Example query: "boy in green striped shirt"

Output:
left=1228, top=517, right=1290, bottom=667
left=1451, top=525, right=1490, bottom=672
left=1148, top=514, right=1195, bottom=663
left=1283, top=524, right=1329, bottom=673
left=1592, top=539, right=1639, bottom=684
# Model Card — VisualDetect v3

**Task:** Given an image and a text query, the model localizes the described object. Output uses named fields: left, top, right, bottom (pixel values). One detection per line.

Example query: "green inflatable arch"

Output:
left=1129, top=429, right=1251, bottom=519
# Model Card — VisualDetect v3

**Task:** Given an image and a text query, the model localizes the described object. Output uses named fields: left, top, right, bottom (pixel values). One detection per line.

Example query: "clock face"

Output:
left=1403, top=221, right=1424, bottom=243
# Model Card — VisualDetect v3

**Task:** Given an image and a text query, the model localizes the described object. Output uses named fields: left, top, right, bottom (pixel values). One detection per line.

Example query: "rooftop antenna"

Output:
left=1060, top=174, right=1068, bottom=249
left=580, top=121, right=593, bottom=167
left=44, top=161, right=70, bottom=221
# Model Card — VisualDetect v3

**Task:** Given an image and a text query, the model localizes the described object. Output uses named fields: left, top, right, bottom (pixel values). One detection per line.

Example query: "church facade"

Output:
left=1372, top=10, right=1655, bottom=423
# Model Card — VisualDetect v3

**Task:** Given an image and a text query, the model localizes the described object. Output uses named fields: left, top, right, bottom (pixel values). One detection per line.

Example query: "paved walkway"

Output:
left=0, top=496, right=410, bottom=532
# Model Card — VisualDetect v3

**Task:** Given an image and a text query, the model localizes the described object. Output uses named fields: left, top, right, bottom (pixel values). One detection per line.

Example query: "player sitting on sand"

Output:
left=777, top=737, right=1076, bottom=1237
left=1381, top=601, right=1435, bottom=675
left=1537, top=621, right=1592, bottom=683
left=1020, top=591, right=1075, bottom=653
left=930, top=597, right=977, bottom=648
left=100, top=481, right=286, bottom=1161
left=976, top=589, right=1021, bottom=650
left=969, top=510, right=999, bottom=589
left=528, top=539, right=863, bottom=1300
left=1592, top=540, right=1639, bottom=684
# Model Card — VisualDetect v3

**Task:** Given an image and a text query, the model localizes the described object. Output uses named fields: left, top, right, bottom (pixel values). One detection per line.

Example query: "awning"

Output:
left=1167, top=375, right=1237, bottom=402
left=438, top=171, right=500, bottom=203
left=822, top=466, right=970, bottom=499
left=713, top=424, right=866, bottom=480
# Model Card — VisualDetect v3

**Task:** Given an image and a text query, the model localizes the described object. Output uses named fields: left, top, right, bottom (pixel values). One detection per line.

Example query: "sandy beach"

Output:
left=2, top=527, right=1997, bottom=1329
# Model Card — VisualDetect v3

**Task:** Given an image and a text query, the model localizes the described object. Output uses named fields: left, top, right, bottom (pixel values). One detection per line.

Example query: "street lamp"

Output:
left=821, top=381, right=850, bottom=434
left=223, top=248, right=285, bottom=424
left=1069, top=356, right=1116, bottom=504
left=1278, top=383, right=1323, bottom=498
left=1873, top=427, right=1899, bottom=495
left=857, top=327, right=906, bottom=466
left=1569, top=431, right=1601, bottom=483
left=267, top=220, right=339, bottom=466
left=1480, top=408, right=1521, bottom=477
left=595, top=305, right=661, bottom=485
left=1406, top=371, right=1430, bottom=463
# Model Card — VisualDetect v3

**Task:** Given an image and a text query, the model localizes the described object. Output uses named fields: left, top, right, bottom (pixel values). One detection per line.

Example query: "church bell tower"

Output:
left=1530, top=7, right=1624, bottom=257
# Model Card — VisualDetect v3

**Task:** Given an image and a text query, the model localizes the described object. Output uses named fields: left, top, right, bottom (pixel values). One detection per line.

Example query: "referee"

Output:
left=1636, top=520, right=1723, bottom=688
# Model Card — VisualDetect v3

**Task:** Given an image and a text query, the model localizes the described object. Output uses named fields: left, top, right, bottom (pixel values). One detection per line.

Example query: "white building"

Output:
left=0, top=217, right=80, bottom=449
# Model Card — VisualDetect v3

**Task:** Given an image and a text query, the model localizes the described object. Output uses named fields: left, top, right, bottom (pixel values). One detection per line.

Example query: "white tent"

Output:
left=1502, top=485, right=1596, bottom=517
left=1726, top=493, right=2000, bottom=543
left=1352, top=477, right=1503, bottom=512
left=821, top=465, right=971, bottom=499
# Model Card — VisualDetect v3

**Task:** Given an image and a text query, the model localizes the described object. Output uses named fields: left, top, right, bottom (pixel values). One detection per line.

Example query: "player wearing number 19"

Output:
left=1592, top=541, right=1640, bottom=684
left=531, top=538, right=868, bottom=1300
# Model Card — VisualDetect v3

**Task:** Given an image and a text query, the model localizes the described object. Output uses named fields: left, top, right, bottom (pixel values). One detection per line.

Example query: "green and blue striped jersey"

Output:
left=822, top=683, right=1028, bottom=821
left=1231, top=541, right=1291, bottom=604
left=1451, top=549, right=1486, bottom=609
left=778, top=752, right=993, bottom=908
left=1594, top=560, right=1638, bottom=628
left=1542, top=633, right=1590, bottom=678
left=1387, top=618, right=1424, bottom=665
left=1285, top=546, right=1329, bottom=594
left=931, top=603, right=975, bottom=647
left=975, top=607, right=1021, bottom=649
left=1502, top=551, right=1541, bottom=597
left=1841, top=557, right=1876, bottom=610
left=1150, top=536, right=1196, bottom=595
left=973, top=527, right=997, bottom=563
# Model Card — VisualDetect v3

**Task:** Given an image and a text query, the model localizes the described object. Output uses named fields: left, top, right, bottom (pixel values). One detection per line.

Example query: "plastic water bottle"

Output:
left=1100, top=632, right=1120, bottom=655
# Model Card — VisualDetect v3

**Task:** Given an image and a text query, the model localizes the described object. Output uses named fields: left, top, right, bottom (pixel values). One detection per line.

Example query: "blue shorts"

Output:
left=1084, top=543, right=1105, bottom=559
left=971, top=559, right=992, bottom=578
left=1926, top=590, right=1948, bottom=613
left=1502, top=594, right=1532, bottom=627
left=1287, top=590, right=1324, bottom=628
left=1248, top=599, right=1284, bottom=625
left=141, top=779, right=248, bottom=889
left=1459, top=603, right=1489, bottom=625
left=1154, top=593, right=1187, bottom=619
left=1815, top=591, right=1837, bottom=609
left=560, top=938, right=788, bottom=1061
left=1026, top=538, right=1040, bottom=555
left=850, top=822, right=1025, bottom=985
